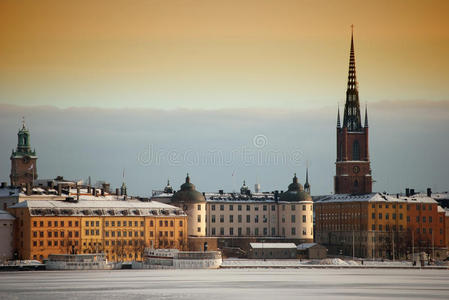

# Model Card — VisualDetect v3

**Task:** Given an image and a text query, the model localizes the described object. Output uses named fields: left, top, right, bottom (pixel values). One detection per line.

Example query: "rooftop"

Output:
left=250, top=243, right=297, bottom=249
left=9, top=199, right=186, bottom=217
left=315, top=193, right=438, bottom=204
left=297, top=243, right=325, bottom=250
left=0, top=209, right=15, bottom=220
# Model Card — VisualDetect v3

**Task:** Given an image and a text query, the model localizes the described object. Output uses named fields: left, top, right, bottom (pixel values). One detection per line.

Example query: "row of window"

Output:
left=210, top=204, right=311, bottom=212
left=32, top=239, right=78, bottom=247
left=210, top=214, right=309, bottom=224
left=104, top=220, right=144, bottom=227
left=371, top=204, right=404, bottom=209
left=371, top=213, right=404, bottom=220
left=210, top=227, right=311, bottom=236
left=104, top=230, right=144, bottom=238
left=32, top=219, right=183, bottom=228
left=32, top=231, right=79, bottom=238
left=371, top=224, right=404, bottom=231
left=33, top=220, right=79, bottom=227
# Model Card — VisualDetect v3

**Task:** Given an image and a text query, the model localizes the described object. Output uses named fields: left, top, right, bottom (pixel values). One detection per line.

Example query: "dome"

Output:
left=163, top=180, right=173, bottom=194
left=171, top=174, right=205, bottom=203
left=279, top=174, right=311, bottom=202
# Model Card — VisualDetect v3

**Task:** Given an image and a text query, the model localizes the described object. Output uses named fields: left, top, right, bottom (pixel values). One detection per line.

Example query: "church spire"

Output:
left=337, top=105, right=341, bottom=128
left=347, top=25, right=357, bottom=91
left=343, top=25, right=362, bottom=131
left=364, top=104, right=369, bottom=128
left=304, top=164, right=310, bottom=194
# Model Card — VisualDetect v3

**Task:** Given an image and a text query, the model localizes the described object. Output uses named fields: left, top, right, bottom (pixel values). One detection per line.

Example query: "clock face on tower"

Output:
left=22, top=156, right=30, bottom=164
left=353, top=166, right=360, bottom=174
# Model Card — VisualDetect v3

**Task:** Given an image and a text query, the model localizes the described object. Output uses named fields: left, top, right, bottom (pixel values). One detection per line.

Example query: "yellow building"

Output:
left=9, top=198, right=187, bottom=262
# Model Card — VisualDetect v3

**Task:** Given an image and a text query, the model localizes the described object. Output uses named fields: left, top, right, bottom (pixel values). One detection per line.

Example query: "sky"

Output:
left=0, top=0, right=448, bottom=195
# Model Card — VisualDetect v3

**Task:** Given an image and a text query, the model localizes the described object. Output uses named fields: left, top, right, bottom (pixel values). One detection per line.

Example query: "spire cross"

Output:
left=22, top=116, right=26, bottom=129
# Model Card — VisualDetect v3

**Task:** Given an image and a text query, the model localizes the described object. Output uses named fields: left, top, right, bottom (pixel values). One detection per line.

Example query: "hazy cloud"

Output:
left=0, top=101, right=448, bottom=196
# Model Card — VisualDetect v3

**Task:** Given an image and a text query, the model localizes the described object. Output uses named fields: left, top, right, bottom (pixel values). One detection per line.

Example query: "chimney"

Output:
left=396, top=193, right=399, bottom=199
left=26, top=183, right=32, bottom=196
left=410, top=189, right=415, bottom=196
left=102, top=183, right=110, bottom=194
left=219, top=190, right=223, bottom=195
left=87, top=185, right=91, bottom=193
left=274, top=190, right=279, bottom=201
left=57, top=184, right=62, bottom=196
left=76, top=187, right=80, bottom=201
left=101, top=188, right=105, bottom=196
left=1, top=182, right=6, bottom=188
left=116, top=188, right=120, bottom=196
left=405, top=188, right=410, bottom=197
left=92, top=187, right=96, bottom=196
left=427, top=188, right=432, bottom=197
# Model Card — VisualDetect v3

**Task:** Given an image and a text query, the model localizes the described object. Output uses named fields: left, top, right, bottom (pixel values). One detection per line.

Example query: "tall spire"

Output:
left=364, top=104, right=369, bottom=128
left=337, top=105, right=341, bottom=128
left=347, top=25, right=356, bottom=91
left=304, top=163, right=311, bottom=193
left=343, top=25, right=362, bottom=131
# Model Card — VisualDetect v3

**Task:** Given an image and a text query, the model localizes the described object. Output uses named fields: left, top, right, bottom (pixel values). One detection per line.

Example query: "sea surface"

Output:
left=1, top=268, right=448, bottom=299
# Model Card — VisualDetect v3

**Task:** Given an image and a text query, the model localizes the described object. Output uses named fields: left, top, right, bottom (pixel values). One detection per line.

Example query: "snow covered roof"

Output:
left=0, top=209, right=15, bottom=221
left=0, top=187, right=20, bottom=197
left=9, top=199, right=186, bottom=217
left=297, top=243, right=324, bottom=250
left=413, top=192, right=449, bottom=200
left=250, top=243, right=297, bottom=249
left=315, top=193, right=438, bottom=204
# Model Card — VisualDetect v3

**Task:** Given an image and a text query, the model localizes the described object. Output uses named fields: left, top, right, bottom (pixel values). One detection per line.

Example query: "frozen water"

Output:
left=0, top=268, right=448, bottom=299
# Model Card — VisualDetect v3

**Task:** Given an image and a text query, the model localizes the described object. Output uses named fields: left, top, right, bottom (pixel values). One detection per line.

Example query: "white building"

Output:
left=0, top=210, right=15, bottom=261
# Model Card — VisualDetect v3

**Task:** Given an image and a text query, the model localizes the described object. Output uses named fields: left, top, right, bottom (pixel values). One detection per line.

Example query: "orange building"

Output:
left=9, top=198, right=187, bottom=262
left=406, top=197, right=446, bottom=259
left=315, top=193, right=447, bottom=259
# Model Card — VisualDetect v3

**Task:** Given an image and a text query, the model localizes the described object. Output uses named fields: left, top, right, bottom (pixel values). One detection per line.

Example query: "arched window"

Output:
left=353, top=140, right=360, bottom=160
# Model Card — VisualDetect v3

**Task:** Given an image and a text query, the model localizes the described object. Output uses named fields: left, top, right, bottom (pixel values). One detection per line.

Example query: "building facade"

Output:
left=0, top=210, right=15, bottom=261
left=205, top=175, right=313, bottom=241
left=8, top=198, right=187, bottom=262
left=315, top=193, right=447, bottom=259
left=154, top=173, right=314, bottom=248
left=334, top=30, right=372, bottom=194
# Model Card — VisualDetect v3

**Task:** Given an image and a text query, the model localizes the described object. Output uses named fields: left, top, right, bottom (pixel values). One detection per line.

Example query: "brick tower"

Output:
left=10, top=119, right=38, bottom=187
left=334, top=28, right=372, bottom=194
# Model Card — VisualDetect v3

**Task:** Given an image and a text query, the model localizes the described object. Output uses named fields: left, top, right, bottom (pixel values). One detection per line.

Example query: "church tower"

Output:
left=10, top=118, right=38, bottom=187
left=334, top=28, right=372, bottom=194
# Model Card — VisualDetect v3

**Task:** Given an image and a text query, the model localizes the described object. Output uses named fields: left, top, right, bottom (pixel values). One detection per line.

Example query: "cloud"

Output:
left=0, top=101, right=448, bottom=195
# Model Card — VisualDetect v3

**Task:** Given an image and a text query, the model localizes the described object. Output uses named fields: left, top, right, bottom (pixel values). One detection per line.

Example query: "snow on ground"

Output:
left=1, top=268, right=448, bottom=300
left=221, top=258, right=416, bottom=267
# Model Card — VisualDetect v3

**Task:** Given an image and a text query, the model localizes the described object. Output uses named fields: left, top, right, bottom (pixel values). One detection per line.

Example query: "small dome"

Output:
left=163, top=180, right=173, bottom=194
left=240, top=180, right=249, bottom=194
left=171, top=174, right=205, bottom=203
left=279, top=174, right=311, bottom=202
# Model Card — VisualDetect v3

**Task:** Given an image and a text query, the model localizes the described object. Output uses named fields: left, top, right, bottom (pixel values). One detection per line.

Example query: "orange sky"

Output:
left=1, top=0, right=448, bottom=109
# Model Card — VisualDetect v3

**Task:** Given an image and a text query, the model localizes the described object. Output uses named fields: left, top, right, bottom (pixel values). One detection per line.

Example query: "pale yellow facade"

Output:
left=205, top=201, right=313, bottom=240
